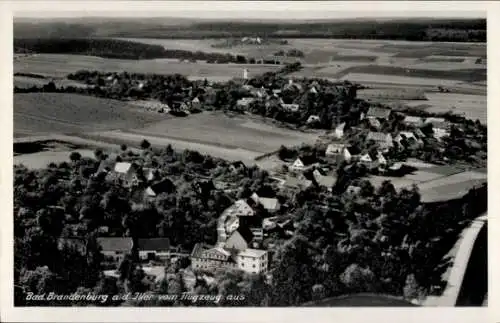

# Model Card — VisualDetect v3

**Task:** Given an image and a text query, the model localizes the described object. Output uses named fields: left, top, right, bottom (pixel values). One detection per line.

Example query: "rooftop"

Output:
left=237, top=248, right=267, bottom=258
left=97, top=237, right=133, bottom=252
left=137, top=238, right=170, bottom=252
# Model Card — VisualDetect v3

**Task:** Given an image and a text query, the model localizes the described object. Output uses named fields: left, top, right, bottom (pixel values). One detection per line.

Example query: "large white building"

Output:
left=190, top=243, right=269, bottom=274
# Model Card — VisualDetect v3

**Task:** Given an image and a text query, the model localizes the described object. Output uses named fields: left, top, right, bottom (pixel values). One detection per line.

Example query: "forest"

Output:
left=14, top=18, right=486, bottom=42
left=14, top=38, right=250, bottom=63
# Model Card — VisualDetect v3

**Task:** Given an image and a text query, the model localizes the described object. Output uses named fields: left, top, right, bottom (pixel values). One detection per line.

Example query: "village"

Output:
left=42, top=67, right=486, bottom=295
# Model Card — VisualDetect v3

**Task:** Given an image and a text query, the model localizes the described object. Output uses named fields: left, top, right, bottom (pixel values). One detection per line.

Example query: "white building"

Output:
left=235, top=248, right=268, bottom=274
left=290, top=158, right=305, bottom=171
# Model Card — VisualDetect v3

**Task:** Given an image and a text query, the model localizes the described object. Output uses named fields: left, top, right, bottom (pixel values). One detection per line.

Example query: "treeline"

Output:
left=14, top=18, right=486, bottom=42
left=13, top=38, right=251, bottom=63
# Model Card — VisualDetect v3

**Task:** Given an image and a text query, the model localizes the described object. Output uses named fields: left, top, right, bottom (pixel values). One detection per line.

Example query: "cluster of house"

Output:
left=235, top=79, right=319, bottom=115
left=191, top=193, right=279, bottom=275
left=57, top=236, right=171, bottom=264
left=319, top=107, right=451, bottom=171
left=95, top=160, right=177, bottom=199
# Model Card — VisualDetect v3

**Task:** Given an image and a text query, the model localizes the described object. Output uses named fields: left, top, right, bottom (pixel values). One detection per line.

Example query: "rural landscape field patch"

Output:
left=14, top=93, right=161, bottom=136
left=14, top=54, right=281, bottom=80
left=131, top=112, right=319, bottom=153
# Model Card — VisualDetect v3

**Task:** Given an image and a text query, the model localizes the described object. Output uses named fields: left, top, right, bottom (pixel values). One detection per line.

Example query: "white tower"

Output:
left=243, top=68, right=249, bottom=80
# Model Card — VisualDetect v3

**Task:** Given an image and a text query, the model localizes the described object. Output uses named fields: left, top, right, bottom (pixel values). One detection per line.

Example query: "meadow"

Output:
left=14, top=93, right=161, bottom=136
left=14, top=54, right=280, bottom=80
left=131, top=112, right=320, bottom=153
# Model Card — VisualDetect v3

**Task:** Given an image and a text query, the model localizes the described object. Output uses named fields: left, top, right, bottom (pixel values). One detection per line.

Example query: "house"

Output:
left=237, top=97, right=255, bottom=108
left=403, top=116, right=423, bottom=127
left=142, top=168, right=158, bottom=182
left=360, top=151, right=386, bottom=170
left=144, top=178, right=176, bottom=198
left=224, top=199, right=255, bottom=217
left=325, top=143, right=345, bottom=158
left=425, top=117, right=450, bottom=139
left=284, top=79, right=303, bottom=92
left=97, top=237, right=134, bottom=263
left=290, top=158, right=305, bottom=171
left=190, top=243, right=269, bottom=274
left=137, top=238, right=170, bottom=261
left=360, top=152, right=378, bottom=169
left=342, top=147, right=360, bottom=163
left=191, top=97, right=202, bottom=110
left=334, top=122, right=346, bottom=139
left=106, top=162, right=142, bottom=187
left=250, top=192, right=280, bottom=212
left=307, top=115, right=321, bottom=124
left=191, top=244, right=236, bottom=271
left=284, top=176, right=313, bottom=191
left=236, top=248, right=268, bottom=274
left=394, top=131, right=422, bottom=149
left=281, top=103, right=300, bottom=112
left=225, top=227, right=254, bottom=251
left=367, top=118, right=381, bottom=130
left=309, top=86, right=318, bottom=94
left=366, top=132, right=394, bottom=151
left=312, top=170, right=337, bottom=191
left=258, top=197, right=281, bottom=213
left=345, top=185, right=362, bottom=196
left=365, top=107, right=392, bottom=120
left=225, top=216, right=240, bottom=234
left=413, top=128, right=427, bottom=139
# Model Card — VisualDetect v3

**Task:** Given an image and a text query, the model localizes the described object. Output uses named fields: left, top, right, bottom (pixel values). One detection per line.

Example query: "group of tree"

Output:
left=273, top=49, right=305, bottom=57
left=13, top=38, right=254, bottom=63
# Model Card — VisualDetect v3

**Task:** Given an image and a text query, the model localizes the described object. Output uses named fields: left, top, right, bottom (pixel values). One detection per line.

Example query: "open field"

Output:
left=368, top=164, right=486, bottom=203
left=333, top=65, right=486, bottom=82
left=14, top=54, right=281, bottom=80
left=14, top=76, right=89, bottom=89
left=14, top=93, right=161, bottom=136
left=131, top=112, right=319, bottom=153
left=399, top=93, right=487, bottom=123
left=15, top=149, right=95, bottom=169
left=341, top=73, right=463, bottom=87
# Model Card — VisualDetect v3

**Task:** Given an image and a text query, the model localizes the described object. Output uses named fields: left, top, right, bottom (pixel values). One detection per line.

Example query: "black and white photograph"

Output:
left=1, top=0, right=492, bottom=321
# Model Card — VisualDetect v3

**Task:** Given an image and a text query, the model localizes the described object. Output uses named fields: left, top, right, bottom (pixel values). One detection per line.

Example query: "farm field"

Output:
left=84, top=130, right=263, bottom=165
left=401, top=93, right=487, bottom=123
left=15, top=149, right=95, bottom=169
left=14, top=54, right=280, bottom=80
left=14, top=93, right=161, bottom=137
left=368, top=166, right=486, bottom=203
left=341, top=73, right=463, bottom=87
left=14, top=76, right=89, bottom=89
left=131, top=112, right=320, bottom=153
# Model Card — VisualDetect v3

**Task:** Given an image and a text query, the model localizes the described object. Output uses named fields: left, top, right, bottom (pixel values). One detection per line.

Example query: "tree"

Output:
left=121, top=144, right=128, bottom=151
left=69, top=151, right=82, bottom=162
left=340, top=263, right=377, bottom=293
left=140, top=139, right=151, bottom=150
left=271, top=236, right=317, bottom=305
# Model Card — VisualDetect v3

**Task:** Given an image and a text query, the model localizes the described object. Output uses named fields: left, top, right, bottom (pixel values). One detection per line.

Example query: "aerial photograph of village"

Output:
left=12, top=6, right=487, bottom=308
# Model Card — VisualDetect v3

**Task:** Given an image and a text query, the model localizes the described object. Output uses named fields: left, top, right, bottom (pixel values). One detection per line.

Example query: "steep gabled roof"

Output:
left=366, top=107, right=391, bottom=119
left=137, top=238, right=170, bottom=252
left=367, top=132, right=392, bottom=143
left=97, top=237, right=133, bottom=252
